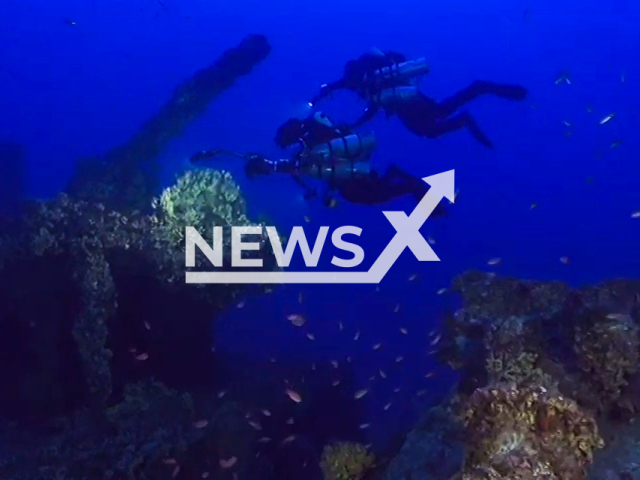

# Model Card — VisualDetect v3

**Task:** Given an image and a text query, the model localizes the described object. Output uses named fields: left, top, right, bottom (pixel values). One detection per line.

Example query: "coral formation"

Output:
left=0, top=380, right=252, bottom=480
left=383, top=272, right=640, bottom=480
left=156, top=168, right=256, bottom=245
left=574, top=312, right=640, bottom=403
left=0, top=168, right=277, bottom=418
left=320, top=442, right=375, bottom=480
left=460, top=385, right=604, bottom=480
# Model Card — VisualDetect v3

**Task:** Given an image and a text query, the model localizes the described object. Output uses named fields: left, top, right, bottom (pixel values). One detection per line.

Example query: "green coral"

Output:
left=320, top=442, right=375, bottom=480
left=156, top=169, right=253, bottom=243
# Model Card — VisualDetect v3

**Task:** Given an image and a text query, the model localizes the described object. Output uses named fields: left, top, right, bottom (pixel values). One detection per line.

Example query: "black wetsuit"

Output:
left=274, top=114, right=448, bottom=212
left=312, top=51, right=528, bottom=148
left=336, top=163, right=447, bottom=216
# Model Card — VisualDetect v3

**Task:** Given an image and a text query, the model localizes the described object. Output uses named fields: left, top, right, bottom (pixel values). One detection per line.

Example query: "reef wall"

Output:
left=381, top=271, right=640, bottom=480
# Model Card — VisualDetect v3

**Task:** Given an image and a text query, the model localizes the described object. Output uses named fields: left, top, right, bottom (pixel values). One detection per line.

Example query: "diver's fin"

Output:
left=491, top=83, right=528, bottom=101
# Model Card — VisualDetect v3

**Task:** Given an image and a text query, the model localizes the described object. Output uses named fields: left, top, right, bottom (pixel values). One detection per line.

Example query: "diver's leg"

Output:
left=337, top=172, right=401, bottom=206
left=423, top=112, right=494, bottom=149
left=437, top=80, right=528, bottom=117
left=379, top=165, right=448, bottom=214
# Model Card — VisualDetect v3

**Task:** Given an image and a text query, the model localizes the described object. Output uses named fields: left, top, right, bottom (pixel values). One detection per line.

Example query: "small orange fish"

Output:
left=560, top=256, right=570, bottom=264
left=353, top=331, right=360, bottom=340
left=408, top=273, right=418, bottom=281
left=383, top=402, right=392, bottom=411
left=437, top=288, right=447, bottom=295
left=220, top=457, right=237, bottom=469
left=379, top=369, right=387, bottom=379
left=373, top=343, right=382, bottom=350
left=430, top=334, right=442, bottom=346
left=306, top=333, right=315, bottom=340
left=285, top=388, right=302, bottom=403
left=400, top=327, right=408, bottom=334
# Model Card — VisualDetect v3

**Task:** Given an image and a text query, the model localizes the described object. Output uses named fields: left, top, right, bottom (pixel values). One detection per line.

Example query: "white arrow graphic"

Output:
left=186, top=170, right=455, bottom=284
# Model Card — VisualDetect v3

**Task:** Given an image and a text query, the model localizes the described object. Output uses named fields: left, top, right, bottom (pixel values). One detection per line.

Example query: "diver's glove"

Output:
left=310, top=82, right=340, bottom=106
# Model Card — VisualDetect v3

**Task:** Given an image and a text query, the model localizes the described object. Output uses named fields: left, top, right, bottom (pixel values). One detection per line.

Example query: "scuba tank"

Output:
left=307, top=132, right=377, bottom=163
left=303, top=159, right=372, bottom=181
left=373, top=86, right=420, bottom=107
left=364, top=57, right=430, bottom=85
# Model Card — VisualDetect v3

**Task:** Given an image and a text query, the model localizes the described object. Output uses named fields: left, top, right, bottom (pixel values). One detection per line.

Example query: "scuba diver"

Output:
left=190, top=112, right=447, bottom=213
left=310, top=48, right=528, bottom=149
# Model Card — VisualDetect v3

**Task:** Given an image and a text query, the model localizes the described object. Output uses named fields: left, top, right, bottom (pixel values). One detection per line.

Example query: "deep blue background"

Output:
left=2, top=0, right=639, bottom=448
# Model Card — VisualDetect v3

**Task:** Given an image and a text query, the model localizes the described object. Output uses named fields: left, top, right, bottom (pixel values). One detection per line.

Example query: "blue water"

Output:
left=2, top=0, right=639, bottom=451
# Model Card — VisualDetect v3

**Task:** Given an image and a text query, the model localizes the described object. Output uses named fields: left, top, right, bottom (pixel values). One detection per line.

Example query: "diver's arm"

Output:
left=310, top=79, right=347, bottom=106
left=291, top=174, right=318, bottom=200
left=190, top=149, right=247, bottom=164
left=350, top=104, right=379, bottom=129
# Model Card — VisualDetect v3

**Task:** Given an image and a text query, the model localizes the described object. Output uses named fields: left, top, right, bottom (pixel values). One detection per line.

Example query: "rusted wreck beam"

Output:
left=66, top=34, right=271, bottom=211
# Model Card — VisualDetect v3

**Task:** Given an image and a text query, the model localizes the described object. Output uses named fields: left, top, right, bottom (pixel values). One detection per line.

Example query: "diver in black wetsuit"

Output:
left=190, top=112, right=447, bottom=213
left=310, top=48, right=528, bottom=149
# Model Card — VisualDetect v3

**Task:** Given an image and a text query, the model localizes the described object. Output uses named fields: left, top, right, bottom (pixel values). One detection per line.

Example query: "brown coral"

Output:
left=574, top=312, right=640, bottom=403
left=320, top=442, right=375, bottom=480
left=460, top=385, right=603, bottom=480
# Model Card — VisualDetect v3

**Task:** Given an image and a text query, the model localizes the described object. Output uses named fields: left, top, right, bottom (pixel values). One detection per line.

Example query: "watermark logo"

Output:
left=185, top=170, right=454, bottom=284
